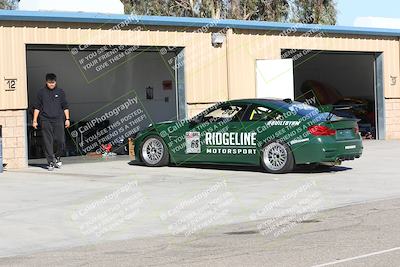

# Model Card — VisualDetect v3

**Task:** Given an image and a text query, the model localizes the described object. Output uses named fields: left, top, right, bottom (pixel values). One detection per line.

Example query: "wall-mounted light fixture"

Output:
left=390, top=75, right=397, bottom=86
left=146, top=86, right=154, bottom=100
left=211, top=32, right=225, bottom=48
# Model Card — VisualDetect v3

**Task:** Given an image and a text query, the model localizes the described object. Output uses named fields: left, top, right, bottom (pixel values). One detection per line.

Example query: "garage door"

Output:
left=281, top=50, right=384, bottom=140
left=255, top=59, right=294, bottom=100
left=26, top=44, right=185, bottom=159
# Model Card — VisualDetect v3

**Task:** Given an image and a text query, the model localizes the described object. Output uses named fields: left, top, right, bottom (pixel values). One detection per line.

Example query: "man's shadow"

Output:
left=28, top=163, right=49, bottom=170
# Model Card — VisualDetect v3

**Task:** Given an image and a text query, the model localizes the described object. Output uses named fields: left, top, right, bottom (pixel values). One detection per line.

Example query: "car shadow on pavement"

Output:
left=294, top=165, right=352, bottom=174
left=128, top=160, right=351, bottom=174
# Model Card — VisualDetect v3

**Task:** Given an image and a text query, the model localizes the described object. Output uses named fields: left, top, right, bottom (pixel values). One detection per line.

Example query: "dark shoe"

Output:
left=55, top=157, right=62, bottom=168
left=48, top=162, right=55, bottom=171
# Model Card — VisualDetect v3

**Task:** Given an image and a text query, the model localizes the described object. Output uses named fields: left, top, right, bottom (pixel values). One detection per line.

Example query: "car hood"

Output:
left=152, top=120, right=176, bottom=127
left=145, top=119, right=189, bottom=132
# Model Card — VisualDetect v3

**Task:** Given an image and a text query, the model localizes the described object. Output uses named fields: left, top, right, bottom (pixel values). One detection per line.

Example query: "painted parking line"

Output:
left=311, top=246, right=400, bottom=267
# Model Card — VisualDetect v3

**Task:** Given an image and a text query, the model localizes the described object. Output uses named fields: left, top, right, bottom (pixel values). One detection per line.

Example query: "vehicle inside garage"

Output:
left=283, top=50, right=379, bottom=139
left=26, top=44, right=185, bottom=159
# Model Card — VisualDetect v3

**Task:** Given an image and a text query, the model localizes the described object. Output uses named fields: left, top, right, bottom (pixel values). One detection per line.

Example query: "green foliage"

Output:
left=228, top=0, right=289, bottom=22
left=0, top=0, right=18, bottom=10
left=290, top=0, right=337, bottom=25
left=120, top=0, right=337, bottom=25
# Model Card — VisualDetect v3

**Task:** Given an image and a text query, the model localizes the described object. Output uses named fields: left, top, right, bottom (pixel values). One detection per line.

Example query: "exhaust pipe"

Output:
left=321, top=158, right=342, bottom=167
left=334, top=158, right=342, bottom=166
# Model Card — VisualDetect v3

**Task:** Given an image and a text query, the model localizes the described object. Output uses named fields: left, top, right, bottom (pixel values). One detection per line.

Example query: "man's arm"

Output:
left=61, top=90, right=70, bottom=128
left=32, top=90, right=42, bottom=129
left=33, top=109, right=40, bottom=129
left=64, top=109, right=70, bottom=128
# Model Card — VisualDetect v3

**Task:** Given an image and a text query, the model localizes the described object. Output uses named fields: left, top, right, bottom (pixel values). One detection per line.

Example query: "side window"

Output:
left=203, top=105, right=245, bottom=122
left=246, top=106, right=283, bottom=121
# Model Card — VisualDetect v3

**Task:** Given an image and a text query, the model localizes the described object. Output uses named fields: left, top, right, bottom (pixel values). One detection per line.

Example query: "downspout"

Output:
left=225, top=28, right=233, bottom=100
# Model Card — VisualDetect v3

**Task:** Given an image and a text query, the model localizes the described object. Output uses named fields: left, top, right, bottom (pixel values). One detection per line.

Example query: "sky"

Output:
left=18, top=0, right=124, bottom=14
left=337, top=0, right=400, bottom=27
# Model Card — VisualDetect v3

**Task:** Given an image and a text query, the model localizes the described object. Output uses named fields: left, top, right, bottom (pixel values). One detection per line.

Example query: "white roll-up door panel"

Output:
left=256, top=59, right=294, bottom=100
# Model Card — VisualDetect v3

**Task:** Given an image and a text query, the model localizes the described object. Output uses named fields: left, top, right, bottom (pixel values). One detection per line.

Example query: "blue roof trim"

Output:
left=1, top=9, right=400, bottom=37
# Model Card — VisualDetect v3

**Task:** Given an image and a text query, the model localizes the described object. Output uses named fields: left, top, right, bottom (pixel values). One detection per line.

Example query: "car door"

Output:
left=183, top=103, right=255, bottom=164
left=240, top=104, right=287, bottom=159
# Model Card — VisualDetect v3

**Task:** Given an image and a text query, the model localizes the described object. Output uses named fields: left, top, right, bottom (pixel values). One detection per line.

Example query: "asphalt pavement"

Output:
left=0, top=140, right=399, bottom=266
left=1, top=197, right=400, bottom=266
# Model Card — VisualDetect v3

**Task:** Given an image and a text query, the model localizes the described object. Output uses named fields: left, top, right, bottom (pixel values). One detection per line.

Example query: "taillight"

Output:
left=308, top=125, right=336, bottom=136
left=354, top=125, right=359, bottom=134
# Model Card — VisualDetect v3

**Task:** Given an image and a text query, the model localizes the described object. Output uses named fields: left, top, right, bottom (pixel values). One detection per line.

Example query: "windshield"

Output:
left=279, top=101, right=335, bottom=121
left=287, top=101, right=320, bottom=117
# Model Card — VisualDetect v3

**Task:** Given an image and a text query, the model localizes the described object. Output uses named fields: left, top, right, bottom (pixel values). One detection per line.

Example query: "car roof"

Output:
left=225, top=98, right=292, bottom=107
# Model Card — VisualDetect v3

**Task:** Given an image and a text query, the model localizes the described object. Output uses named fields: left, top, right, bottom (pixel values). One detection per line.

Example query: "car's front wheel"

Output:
left=140, top=135, right=169, bottom=167
left=261, top=141, right=294, bottom=174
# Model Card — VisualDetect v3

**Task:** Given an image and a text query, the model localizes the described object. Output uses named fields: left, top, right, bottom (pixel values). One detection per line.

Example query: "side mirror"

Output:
left=190, top=115, right=203, bottom=127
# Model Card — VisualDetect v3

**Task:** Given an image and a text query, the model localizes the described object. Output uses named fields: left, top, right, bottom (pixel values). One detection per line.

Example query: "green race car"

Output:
left=133, top=99, right=363, bottom=173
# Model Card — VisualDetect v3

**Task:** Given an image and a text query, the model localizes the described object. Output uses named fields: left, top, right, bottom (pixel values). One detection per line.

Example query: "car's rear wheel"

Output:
left=140, top=135, right=169, bottom=167
left=261, top=141, right=294, bottom=174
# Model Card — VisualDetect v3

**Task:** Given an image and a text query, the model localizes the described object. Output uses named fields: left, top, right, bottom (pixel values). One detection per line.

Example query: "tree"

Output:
left=168, top=0, right=200, bottom=17
left=290, top=0, right=337, bottom=25
left=120, top=0, right=171, bottom=16
left=0, top=0, right=18, bottom=10
left=121, top=0, right=226, bottom=19
left=227, top=0, right=258, bottom=20
left=120, top=0, right=337, bottom=25
left=199, top=0, right=225, bottom=19
left=258, top=0, right=290, bottom=22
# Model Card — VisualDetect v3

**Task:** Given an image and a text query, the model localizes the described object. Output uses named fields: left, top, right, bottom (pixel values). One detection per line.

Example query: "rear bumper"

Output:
left=292, top=135, right=363, bottom=164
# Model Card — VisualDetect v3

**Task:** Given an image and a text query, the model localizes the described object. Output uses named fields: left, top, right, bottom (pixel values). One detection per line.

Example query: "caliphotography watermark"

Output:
left=69, top=92, right=149, bottom=155
left=249, top=181, right=323, bottom=239
left=68, top=13, right=144, bottom=82
left=159, top=180, right=235, bottom=237
left=71, top=181, right=145, bottom=238
left=70, top=42, right=142, bottom=82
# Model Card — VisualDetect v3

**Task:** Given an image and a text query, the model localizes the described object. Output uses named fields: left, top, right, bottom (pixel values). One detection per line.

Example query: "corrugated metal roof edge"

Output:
left=1, top=9, right=400, bottom=37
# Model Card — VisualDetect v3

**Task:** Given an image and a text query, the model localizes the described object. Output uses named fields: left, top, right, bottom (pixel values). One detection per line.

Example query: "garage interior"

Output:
left=283, top=50, right=381, bottom=139
left=26, top=44, right=185, bottom=160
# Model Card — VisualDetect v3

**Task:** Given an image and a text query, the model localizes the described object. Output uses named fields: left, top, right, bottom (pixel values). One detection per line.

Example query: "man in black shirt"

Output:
left=33, top=73, right=70, bottom=171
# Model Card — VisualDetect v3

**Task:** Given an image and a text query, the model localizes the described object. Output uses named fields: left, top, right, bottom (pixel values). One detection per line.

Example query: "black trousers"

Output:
left=41, top=120, right=65, bottom=164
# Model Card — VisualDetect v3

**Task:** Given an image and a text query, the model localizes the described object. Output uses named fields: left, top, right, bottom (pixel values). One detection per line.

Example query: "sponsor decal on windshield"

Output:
left=266, top=121, right=300, bottom=126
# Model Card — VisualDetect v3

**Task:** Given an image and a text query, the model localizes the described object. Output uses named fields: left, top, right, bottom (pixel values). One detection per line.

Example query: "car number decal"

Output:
left=185, top=132, right=201, bottom=154
left=345, top=145, right=356, bottom=150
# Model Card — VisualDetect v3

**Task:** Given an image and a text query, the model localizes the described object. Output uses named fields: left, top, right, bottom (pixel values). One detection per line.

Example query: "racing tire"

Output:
left=261, top=141, right=294, bottom=174
left=140, top=135, right=169, bottom=167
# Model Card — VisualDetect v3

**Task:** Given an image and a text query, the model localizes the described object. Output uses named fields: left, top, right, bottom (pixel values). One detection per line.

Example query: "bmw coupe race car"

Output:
left=133, top=99, right=363, bottom=173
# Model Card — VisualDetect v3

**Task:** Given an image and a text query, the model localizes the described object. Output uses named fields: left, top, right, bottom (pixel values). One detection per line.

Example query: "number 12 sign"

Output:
left=4, top=78, right=17, bottom=91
